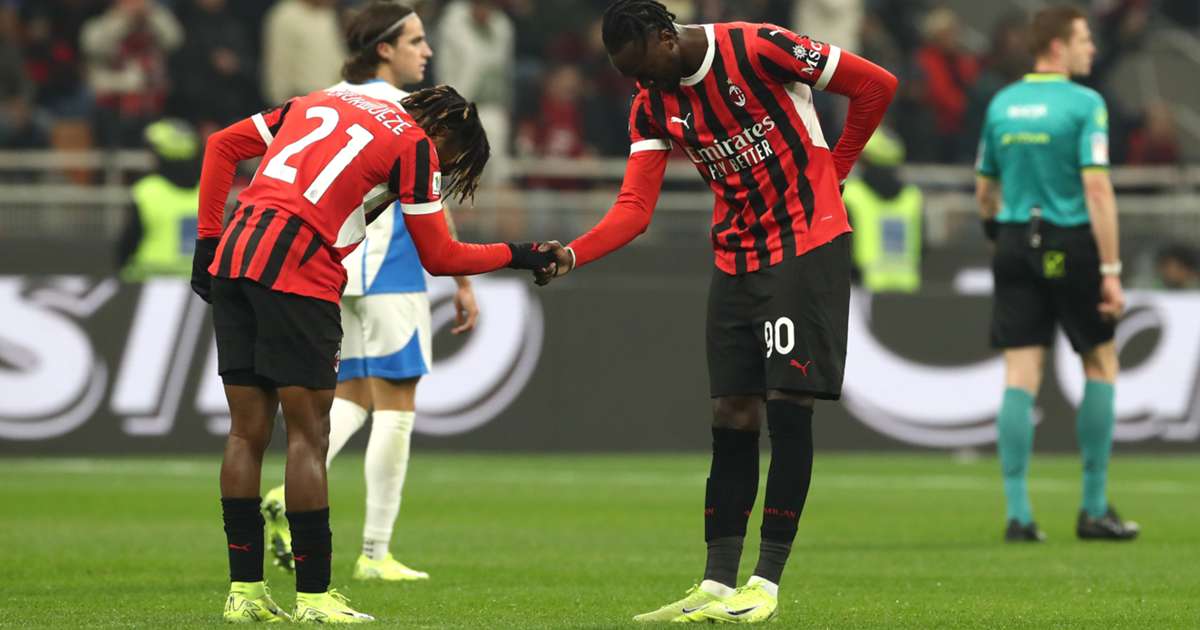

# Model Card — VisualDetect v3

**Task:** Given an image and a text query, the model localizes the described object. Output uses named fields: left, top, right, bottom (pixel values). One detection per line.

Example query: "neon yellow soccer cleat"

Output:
left=352, top=553, right=430, bottom=581
left=260, top=485, right=293, bottom=572
left=223, top=581, right=290, bottom=623
left=679, top=577, right=778, bottom=624
left=633, top=582, right=729, bottom=623
left=294, top=589, right=375, bottom=624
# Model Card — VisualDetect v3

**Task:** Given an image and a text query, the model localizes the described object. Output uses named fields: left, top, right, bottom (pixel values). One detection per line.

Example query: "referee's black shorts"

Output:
left=991, top=223, right=1115, bottom=354
left=707, top=234, right=851, bottom=400
left=211, top=277, right=343, bottom=390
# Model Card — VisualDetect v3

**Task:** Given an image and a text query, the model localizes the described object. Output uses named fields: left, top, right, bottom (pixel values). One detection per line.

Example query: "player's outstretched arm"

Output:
left=402, top=205, right=554, bottom=276
left=549, top=149, right=669, bottom=281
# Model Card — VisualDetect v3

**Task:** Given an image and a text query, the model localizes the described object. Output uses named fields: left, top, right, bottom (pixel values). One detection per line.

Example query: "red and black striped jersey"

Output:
left=207, top=86, right=442, bottom=303
left=628, top=22, right=852, bottom=275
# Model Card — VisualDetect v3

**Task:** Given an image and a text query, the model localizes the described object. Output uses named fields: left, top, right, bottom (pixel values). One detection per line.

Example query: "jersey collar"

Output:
left=680, top=24, right=715, bottom=87
left=340, top=79, right=409, bottom=103
left=1023, top=73, right=1068, bottom=82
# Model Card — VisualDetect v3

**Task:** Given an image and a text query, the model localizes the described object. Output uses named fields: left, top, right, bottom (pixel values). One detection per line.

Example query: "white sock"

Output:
left=747, top=575, right=779, bottom=597
left=700, top=579, right=735, bottom=598
left=361, top=409, right=415, bottom=560
left=361, top=538, right=386, bottom=561
left=326, top=398, right=369, bottom=468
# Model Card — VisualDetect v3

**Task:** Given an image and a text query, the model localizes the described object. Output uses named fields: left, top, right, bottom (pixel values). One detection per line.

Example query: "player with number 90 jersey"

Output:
left=201, top=86, right=458, bottom=304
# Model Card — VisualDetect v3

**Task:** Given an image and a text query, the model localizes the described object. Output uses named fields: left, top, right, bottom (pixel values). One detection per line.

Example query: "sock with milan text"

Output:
left=703, top=427, right=760, bottom=587
left=754, top=401, right=814, bottom=584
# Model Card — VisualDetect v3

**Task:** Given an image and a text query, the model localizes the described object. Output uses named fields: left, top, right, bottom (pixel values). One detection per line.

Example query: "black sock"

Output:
left=222, top=497, right=265, bottom=583
left=288, top=508, right=332, bottom=594
left=704, top=537, right=744, bottom=588
left=754, top=401, right=814, bottom=584
left=703, top=427, right=759, bottom=586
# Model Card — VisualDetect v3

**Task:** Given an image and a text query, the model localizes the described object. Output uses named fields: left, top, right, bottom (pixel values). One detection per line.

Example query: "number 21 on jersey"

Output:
left=262, top=106, right=375, bottom=205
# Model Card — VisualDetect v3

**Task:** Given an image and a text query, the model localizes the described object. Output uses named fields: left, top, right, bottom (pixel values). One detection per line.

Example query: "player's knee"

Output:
left=334, top=378, right=373, bottom=410
left=228, top=425, right=272, bottom=454
left=712, top=396, right=763, bottom=431
left=764, top=393, right=814, bottom=439
left=288, top=429, right=329, bottom=462
left=226, top=415, right=275, bottom=453
left=1004, top=352, right=1043, bottom=392
left=308, top=418, right=332, bottom=453
left=1082, top=364, right=1115, bottom=383
left=1006, top=374, right=1041, bottom=394
left=283, top=412, right=330, bottom=454
left=1082, top=344, right=1118, bottom=382
left=371, top=377, right=418, bottom=410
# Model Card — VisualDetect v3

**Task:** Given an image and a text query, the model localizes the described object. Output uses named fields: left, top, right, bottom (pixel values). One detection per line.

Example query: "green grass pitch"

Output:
left=0, top=453, right=1197, bottom=628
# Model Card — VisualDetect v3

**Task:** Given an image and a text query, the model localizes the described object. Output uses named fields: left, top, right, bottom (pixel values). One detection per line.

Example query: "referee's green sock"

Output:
left=1077, top=380, right=1115, bottom=518
left=998, top=387, right=1035, bottom=525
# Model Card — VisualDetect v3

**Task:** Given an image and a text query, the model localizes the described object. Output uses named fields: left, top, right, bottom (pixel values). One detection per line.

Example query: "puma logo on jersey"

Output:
left=669, top=114, right=693, bottom=130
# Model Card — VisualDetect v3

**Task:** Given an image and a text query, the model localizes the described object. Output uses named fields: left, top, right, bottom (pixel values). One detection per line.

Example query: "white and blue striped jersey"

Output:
left=336, top=79, right=429, bottom=296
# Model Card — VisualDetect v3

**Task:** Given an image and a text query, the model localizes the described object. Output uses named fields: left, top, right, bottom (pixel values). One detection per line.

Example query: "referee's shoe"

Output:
left=1005, top=519, right=1046, bottom=543
left=1077, top=505, right=1139, bottom=541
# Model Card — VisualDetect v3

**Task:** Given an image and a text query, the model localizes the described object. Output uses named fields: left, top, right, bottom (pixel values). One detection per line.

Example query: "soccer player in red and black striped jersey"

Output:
left=537, top=1, right=897, bottom=622
left=191, top=84, right=554, bottom=622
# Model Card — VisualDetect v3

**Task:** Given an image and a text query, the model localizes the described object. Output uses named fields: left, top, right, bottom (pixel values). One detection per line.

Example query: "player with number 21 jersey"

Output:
left=192, top=83, right=552, bottom=624
left=208, top=87, right=455, bottom=303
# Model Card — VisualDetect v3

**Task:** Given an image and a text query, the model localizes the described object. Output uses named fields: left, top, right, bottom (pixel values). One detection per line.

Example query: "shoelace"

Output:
left=731, top=584, right=763, bottom=600
left=260, top=584, right=290, bottom=618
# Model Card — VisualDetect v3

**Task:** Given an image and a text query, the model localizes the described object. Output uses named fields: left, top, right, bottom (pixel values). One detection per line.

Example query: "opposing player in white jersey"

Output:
left=262, top=1, right=470, bottom=582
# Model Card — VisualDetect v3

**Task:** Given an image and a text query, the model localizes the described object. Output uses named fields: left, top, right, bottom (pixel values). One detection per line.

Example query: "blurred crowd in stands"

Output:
left=1, top=0, right=1198, bottom=165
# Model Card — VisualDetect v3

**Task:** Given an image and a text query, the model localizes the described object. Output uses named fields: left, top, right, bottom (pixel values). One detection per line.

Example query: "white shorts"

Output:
left=337, top=292, right=432, bottom=382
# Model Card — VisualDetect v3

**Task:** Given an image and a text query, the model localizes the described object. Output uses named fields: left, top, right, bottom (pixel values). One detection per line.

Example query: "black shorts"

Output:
left=991, top=223, right=1115, bottom=353
left=212, top=277, right=342, bottom=390
left=707, top=234, right=851, bottom=400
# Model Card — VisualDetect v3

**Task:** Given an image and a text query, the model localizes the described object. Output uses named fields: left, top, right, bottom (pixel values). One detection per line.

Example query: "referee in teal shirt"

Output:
left=976, top=5, right=1138, bottom=542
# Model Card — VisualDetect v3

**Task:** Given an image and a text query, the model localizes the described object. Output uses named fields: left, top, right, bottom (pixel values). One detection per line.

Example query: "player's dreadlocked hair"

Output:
left=342, top=1, right=415, bottom=83
left=601, top=0, right=677, bottom=54
left=401, top=85, right=490, bottom=204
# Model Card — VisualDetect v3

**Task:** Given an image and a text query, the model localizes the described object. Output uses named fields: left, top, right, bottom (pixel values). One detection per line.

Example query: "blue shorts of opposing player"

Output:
left=337, top=292, right=432, bottom=382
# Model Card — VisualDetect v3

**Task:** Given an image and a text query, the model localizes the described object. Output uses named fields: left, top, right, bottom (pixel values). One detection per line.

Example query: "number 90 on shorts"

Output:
left=763, top=317, right=795, bottom=358
left=705, top=234, right=851, bottom=400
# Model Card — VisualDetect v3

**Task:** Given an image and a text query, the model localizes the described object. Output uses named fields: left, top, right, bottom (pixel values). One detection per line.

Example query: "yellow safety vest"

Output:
left=121, top=174, right=200, bottom=282
left=842, top=178, right=923, bottom=293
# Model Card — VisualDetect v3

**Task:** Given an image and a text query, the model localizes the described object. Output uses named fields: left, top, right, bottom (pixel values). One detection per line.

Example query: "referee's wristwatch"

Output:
left=1100, top=261, right=1123, bottom=276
